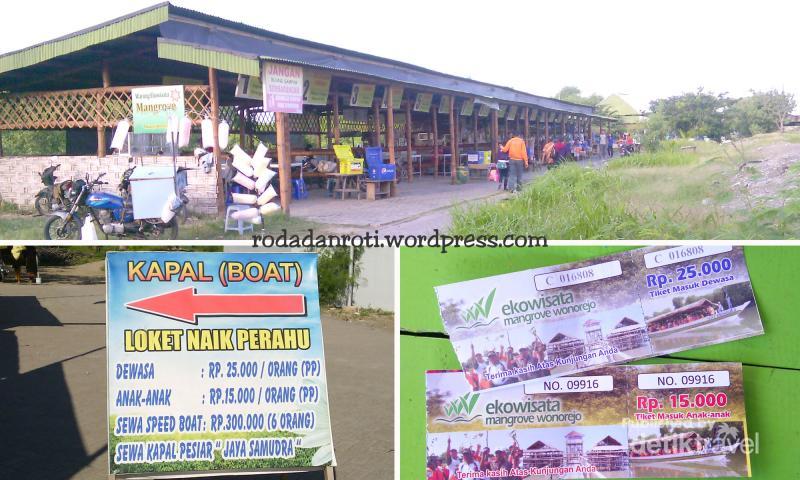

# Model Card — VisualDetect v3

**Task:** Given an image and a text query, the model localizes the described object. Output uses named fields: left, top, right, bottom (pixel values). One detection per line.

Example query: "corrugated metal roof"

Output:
left=0, top=2, right=614, bottom=119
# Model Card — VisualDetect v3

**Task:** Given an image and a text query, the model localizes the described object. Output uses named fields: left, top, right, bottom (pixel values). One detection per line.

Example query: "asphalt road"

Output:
left=0, top=262, right=393, bottom=479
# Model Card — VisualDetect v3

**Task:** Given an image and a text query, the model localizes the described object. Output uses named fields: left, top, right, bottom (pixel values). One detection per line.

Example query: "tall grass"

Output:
left=449, top=161, right=800, bottom=240
left=607, top=149, right=697, bottom=169
left=451, top=164, right=683, bottom=239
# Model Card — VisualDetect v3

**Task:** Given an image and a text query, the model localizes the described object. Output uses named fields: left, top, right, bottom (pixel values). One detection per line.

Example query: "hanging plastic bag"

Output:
left=201, top=118, right=214, bottom=149
left=488, top=168, right=499, bottom=182
left=257, top=185, right=277, bottom=205
left=218, top=120, right=230, bottom=149
left=231, top=193, right=258, bottom=205
left=160, top=193, right=182, bottom=223
left=110, top=119, right=130, bottom=151
left=230, top=144, right=254, bottom=177
left=231, top=171, right=256, bottom=190
left=81, top=215, right=98, bottom=241
left=230, top=207, right=260, bottom=220
left=259, top=202, right=281, bottom=216
left=255, top=169, right=276, bottom=192
left=178, top=116, right=192, bottom=148
left=247, top=214, right=262, bottom=225
left=253, top=142, right=269, bottom=163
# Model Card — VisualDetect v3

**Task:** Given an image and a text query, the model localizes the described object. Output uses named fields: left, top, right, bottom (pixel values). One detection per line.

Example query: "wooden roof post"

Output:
left=544, top=111, right=549, bottom=141
left=490, top=108, right=499, bottom=164
left=453, top=101, right=460, bottom=163
left=472, top=107, right=478, bottom=151
left=561, top=114, right=566, bottom=137
left=431, top=105, right=439, bottom=177
left=238, top=107, right=246, bottom=150
left=405, top=96, right=413, bottom=184
left=386, top=87, right=397, bottom=196
left=373, top=99, right=381, bottom=147
left=449, top=97, right=457, bottom=184
left=276, top=112, right=292, bottom=215
left=97, top=60, right=110, bottom=158
left=332, top=90, right=341, bottom=145
left=523, top=107, right=530, bottom=144
left=208, top=67, right=225, bottom=215
left=587, top=116, right=592, bottom=145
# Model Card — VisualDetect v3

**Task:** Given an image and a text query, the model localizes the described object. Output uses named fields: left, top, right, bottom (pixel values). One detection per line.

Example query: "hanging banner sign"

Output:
left=131, top=85, right=184, bottom=134
left=235, top=74, right=263, bottom=101
left=427, top=362, right=752, bottom=478
left=413, top=93, right=433, bottom=113
left=106, top=252, right=335, bottom=476
left=434, top=246, right=763, bottom=392
left=460, top=98, right=475, bottom=116
left=478, top=104, right=490, bottom=117
left=507, top=105, right=518, bottom=121
left=381, top=86, right=404, bottom=110
left=262, top=61, right=304, bottom=114
left=498, top=104, right=508, bottom=119
left=349, top=83, right=376, bottom=108
left=438, top=95, right=451, bottom=114
left=303, top=69, right=332, bottom=106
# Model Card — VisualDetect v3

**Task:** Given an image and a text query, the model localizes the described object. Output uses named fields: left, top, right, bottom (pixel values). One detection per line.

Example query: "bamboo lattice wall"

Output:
left=0, top=85, right=211, bottom=130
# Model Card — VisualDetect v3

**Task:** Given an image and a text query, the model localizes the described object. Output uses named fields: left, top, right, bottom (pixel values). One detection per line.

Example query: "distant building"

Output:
left=546, top=332, right=586, bottom=360
left=565, top=431, right=584, bottom=466
left=587, top=435, right=629, bottom=471
left=523, top=440, right=564, bottom=468
left=607, top=317, right=649, bottom=351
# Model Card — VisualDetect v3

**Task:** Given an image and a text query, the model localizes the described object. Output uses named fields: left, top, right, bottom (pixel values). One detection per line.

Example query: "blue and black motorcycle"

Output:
left=43, top=168, right=184, bottom=240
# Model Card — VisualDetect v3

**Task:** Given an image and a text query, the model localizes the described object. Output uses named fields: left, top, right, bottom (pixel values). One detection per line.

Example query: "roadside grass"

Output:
left=0, top=211, right=321, bottom=240
left=450, top=132, right=800, bottom=239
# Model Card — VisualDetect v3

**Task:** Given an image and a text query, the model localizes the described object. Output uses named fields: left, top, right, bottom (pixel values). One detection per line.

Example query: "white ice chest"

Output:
left=128, top=165, right=182, bottom=220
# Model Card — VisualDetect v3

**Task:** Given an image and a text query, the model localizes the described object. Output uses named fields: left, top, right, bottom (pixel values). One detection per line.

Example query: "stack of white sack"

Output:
left=227, top=142, right=281, bottom=222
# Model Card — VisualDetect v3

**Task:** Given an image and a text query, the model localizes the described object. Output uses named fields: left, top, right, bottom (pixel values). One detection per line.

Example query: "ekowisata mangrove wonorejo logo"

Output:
left=436, top=392, right=482, bottom=423
left=457, top=288, right=499, bottom=329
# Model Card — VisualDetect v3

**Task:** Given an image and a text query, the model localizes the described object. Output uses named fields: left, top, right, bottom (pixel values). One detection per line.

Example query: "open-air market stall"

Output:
left=0, top=2, right=615, bottom=218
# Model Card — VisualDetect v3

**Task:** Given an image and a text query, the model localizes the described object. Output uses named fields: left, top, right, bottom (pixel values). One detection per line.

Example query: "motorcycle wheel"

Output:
left=44, top=216, right=81, bottom=240
left=149, top=217, right=179, bottom=240
left=34, top=196, right=52, bottom=216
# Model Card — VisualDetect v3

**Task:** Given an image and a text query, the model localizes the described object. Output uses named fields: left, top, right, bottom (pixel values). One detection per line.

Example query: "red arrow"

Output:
left=125, top=287, right=306, bottom=324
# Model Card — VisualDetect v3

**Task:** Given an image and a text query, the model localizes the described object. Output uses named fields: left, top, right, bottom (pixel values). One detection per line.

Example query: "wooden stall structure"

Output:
left=607, top=317, right=650, bottom=352
left=523, top=441, right=564, bottom=469
left=0, top=3, right=615, bottom=216
left=587, top=436, right=629, bottom=472
left=546, top=333, right=586, bottom=360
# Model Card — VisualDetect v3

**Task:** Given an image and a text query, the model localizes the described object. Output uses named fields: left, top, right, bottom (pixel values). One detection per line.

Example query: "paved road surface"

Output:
left=0, top=262, right=392, bottom=479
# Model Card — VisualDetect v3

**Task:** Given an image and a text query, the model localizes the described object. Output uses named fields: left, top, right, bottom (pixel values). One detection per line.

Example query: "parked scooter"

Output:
left=35, top=164, right=73, bottom=215
left=43, top=167, right=187, bottom=240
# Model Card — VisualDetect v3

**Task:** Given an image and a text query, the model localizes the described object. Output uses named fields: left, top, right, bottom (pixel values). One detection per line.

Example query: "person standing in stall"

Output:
left=498, top=132, right=528, bottom=192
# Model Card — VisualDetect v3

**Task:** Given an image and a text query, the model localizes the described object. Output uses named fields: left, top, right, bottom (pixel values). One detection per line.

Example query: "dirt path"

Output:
left=728, top=136, right=800, bottom=211
left=0, top=263, right=393, bottom=479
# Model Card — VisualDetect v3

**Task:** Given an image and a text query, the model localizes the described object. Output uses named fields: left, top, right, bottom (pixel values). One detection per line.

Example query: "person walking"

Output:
left=607, top=132, right=615, bottom=158
left=599, top=130, right=607, bottom=159
left=496, top=148, right=510, bottom=191
left=499, top=132, right=528, bottom=192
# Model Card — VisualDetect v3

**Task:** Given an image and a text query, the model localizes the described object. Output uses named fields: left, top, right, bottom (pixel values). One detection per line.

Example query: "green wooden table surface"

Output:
left=399, top=246, right=800, bottom=479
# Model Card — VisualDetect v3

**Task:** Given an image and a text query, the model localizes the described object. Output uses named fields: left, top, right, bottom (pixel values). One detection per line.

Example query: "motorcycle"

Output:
left=620, top=143, right=635, bottom=157
left=44, top=167, right=187, bottom=240
left=35, top=164, right=73, bottom=215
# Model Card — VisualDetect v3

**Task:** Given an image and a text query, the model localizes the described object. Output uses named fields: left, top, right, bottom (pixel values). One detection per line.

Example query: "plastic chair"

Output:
left=224, top=204, right=255, bottom=235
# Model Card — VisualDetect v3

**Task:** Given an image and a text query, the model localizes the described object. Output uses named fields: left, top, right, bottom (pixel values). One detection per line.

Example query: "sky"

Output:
left=1, top=0, right=798, bottom=113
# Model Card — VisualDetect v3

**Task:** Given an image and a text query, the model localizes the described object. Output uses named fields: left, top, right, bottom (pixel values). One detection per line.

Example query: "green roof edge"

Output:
left=0, top=3, right=169, bottom=74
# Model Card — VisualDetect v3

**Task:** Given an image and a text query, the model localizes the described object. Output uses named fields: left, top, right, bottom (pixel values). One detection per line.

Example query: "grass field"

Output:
left=0, top=210, right=319, bottom=240
left=450, top=131, right=800, bottom=239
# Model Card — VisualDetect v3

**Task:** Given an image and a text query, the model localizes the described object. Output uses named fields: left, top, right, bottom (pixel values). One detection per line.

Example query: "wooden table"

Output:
left=364, top=179, right=392, bottom=200
left=326, top=173, right=362, bottom=200
left=399, top=246, right=800, bottom=480
left=467, top=162, right=490, bottom=178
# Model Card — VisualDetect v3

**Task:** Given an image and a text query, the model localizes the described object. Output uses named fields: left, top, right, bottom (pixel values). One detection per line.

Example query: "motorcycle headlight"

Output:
left=70, top=179, right=86, bottom=200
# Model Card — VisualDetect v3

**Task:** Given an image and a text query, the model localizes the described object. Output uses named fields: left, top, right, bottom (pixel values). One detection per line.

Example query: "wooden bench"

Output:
left=680, top=145, right=697, bottom=152
left=467, top=163, right=490, bottom=178
left=364, top=179, right=392, bottom=200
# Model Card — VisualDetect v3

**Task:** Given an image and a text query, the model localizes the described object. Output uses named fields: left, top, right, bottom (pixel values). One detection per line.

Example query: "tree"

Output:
left=555, top=86, right=604, bottom=107
left=316, top=246, right=364, bottom=307
left=759, top=89, right=795, bottom=132
left=649, top=88, right=733, bottom=140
